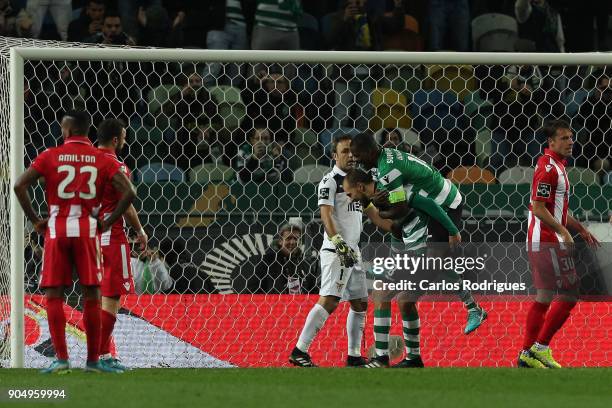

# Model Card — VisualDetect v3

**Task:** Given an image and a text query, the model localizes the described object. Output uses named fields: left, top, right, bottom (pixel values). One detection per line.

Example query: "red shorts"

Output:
left=101, top=243, right=134, bottom=297
left=40, top=236, right=102, bottom=288
left=528, top=246, right=578, bottom=291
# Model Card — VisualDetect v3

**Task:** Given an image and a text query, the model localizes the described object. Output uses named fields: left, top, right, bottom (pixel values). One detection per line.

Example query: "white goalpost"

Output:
left=4, top=39, right=612, bottom=368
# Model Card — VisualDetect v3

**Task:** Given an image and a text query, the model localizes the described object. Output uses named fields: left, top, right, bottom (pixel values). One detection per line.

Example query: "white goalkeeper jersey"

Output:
left=318, top=166, right=363, bottom=252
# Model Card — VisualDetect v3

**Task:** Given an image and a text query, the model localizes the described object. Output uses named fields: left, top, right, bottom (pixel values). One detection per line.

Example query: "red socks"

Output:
left=537, top=301, right=576, bottom=346
left=523, top=301, right=549, bottom=350
left=46, top=297, right=68, bottom=360
left=82, top=298, right=101, bottom=363
left=99, top=309, right=117, bottom=357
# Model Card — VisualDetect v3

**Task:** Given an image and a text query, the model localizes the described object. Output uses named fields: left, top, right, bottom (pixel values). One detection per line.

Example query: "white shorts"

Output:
left=319, top=248, right=368, bottom=300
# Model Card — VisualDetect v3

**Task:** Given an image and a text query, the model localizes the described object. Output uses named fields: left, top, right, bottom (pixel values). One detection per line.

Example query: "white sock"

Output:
left=296, top=304, right=330, bottom=353
left=347, top=309, right=366, bottom=357
left=534, top=342, right=549, bottom=351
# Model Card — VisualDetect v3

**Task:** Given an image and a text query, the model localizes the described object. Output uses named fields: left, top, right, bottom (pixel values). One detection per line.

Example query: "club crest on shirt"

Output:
left=545, top=164, right=553, bottom=172
left=536, top=182, right=551, bottom=198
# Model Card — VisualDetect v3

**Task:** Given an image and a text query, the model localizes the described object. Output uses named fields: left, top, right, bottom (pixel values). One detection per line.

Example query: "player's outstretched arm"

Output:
left=124, top=204, right=148, bottom=250
left=101, top=171, right=136, bottom=231
left=13, top=167, right=46, bottom=233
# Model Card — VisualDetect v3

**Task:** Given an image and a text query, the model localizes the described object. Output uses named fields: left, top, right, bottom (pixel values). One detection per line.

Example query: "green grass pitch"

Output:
left=1, top=368, right=611, bottom=408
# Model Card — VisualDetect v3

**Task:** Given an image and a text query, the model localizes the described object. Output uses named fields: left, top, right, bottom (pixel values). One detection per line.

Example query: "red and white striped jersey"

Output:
left=99, top=147, right=131, bottom=246
left=30, top=136, right=121, bottom=239
left=527, top=148, right=570, bottom=249
left=98, top=147, right=131, bottom=247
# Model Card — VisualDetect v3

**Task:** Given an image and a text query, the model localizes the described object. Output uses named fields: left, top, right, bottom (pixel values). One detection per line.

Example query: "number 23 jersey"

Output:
left=30, top=136, right=121, bottom=239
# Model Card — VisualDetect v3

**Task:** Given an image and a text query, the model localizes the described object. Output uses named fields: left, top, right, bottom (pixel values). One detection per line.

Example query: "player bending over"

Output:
left=13, top=110, right=136, bottom=373
left=350, top=133, right=487, bottom=334
left=96, top=119, right=148, bottom=372
left=289, top=135, right=393, bottom=367
left=519, top=120, right=599, bottom=368
left=343, top=168, right=461, bottom=368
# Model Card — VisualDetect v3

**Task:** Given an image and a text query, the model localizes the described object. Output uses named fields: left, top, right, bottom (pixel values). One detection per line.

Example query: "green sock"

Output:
left=373, top=308, right=391, bottom=357
left=402, top=307, right=420, bottom=360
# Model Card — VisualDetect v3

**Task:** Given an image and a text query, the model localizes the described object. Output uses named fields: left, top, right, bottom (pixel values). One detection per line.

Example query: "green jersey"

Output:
left=375, top=148, right=462, bottom=210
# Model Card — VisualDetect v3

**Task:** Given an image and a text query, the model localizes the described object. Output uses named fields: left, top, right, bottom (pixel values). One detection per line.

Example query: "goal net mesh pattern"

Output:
left=1, top=37, right=610, bottom=367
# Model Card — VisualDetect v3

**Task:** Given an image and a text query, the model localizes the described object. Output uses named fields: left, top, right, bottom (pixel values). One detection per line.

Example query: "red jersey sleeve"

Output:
left=30, top=149, right=51, bottom=177
left=531, top=159, right=557, bottom=204
left=100, top=154, right=123, bottom=186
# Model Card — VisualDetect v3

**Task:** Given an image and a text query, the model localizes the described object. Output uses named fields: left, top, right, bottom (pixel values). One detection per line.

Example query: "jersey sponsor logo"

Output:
left=347, top=201, right=362, bottom=212
left=536, top=182, right=551, bottom=198
left=380, top=175, right=390, bottom=185
left=319, top=187, right=330, bottom=200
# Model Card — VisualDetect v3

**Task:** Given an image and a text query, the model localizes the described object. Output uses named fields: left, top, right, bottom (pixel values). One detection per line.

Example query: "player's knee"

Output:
left=81, top=285, right=101, bottom=300
left=318, top=296, right=339, bottom=313
left=350, top=300, right=368, bottom=313
left=535, top=290, right=554, bottom=304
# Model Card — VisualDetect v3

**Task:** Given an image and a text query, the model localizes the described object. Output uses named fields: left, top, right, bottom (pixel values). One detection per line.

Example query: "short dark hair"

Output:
left=87, top=0, right=105, bottom=6
left=344, top=168, right=374, bottom=187
left=543, top=119, right=571, bottom=140
left=103, top=10, right=121, bottom=21
left=97, top=118, right=125, bottom=145
left=63, top=110, right=91, bottom=135
left=331, top=134, right=352, bottom=153
left=351, top=132, right=378, bottom=153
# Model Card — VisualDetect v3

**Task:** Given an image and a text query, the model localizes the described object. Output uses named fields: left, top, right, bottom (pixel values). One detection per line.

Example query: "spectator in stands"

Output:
left=251, top=0, right=301, bottom=50
left=163, top=1, right=216, bottom=48
left=85, top=11, right=137, bottom=124
left=235, top=126, right=292, bottom=183
left=162, top=71, right=215, bottom=133
left=242, top=65, right=298, bottom=143
left=15, top=8, right=34, bottom=38
left=0, top=0, right=18, bottom=37
left=116, top=0, right=162, bottom=40
left=327, top=0, right=404, bottom=129
left=379, top=128, right=419, bottom=155
left=515, top=0, right=565, bottom=52
left=428, top=0, right=470, bottom=51
left=86, top=10, right=136, bottom=45
left=171, top=117, right=229, bottom=171
left=207, top=1, right=251, bottom=51
left=26, top=0, right=72, bottom=40
left=67, top=0, right=105, bottom=42
left=573, top=73, right=612, bottom=174
left=232, top=223, right=317, bottom=294
left=131, top=244, right=174, bottom=295
left=205, top=0, right=253, bottom=86
left=136, top=4, right=185, bottom=47
left=489, top=65, right=543, bottom=172
left=161, top=238, right=215, bottom=294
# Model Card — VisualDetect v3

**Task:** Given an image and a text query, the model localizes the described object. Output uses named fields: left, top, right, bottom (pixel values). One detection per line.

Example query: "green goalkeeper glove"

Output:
left=330, top=234, right=358, bottom=268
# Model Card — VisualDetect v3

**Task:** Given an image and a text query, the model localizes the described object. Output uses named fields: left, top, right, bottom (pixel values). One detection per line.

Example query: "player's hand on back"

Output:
left=372, top=189, right=390, bottom=209
left=33, top=218, right=48, bottom=235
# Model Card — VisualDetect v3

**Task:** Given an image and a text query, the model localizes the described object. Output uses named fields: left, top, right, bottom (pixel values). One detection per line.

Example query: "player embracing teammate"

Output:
left=519, top=120, right=599, bottom=368
left=14, top=111, right=136, bottom=373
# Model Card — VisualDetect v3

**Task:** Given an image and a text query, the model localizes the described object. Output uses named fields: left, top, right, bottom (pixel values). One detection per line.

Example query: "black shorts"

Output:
left=427, top=202, right=463, bottom=242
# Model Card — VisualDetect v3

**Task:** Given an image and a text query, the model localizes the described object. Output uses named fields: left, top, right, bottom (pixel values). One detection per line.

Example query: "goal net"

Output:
left=1, top=37, right=611, bottom=367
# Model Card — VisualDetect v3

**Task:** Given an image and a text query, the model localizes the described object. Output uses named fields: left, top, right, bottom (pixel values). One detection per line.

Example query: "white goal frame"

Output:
left=9, top=47, right=611, bottom=367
